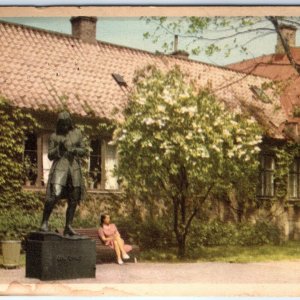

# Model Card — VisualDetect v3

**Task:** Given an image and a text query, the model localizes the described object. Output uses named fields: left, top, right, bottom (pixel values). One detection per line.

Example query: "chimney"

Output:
left=174, top=34, right=179, bottom=52
left=170, top=35, right=189, bottom=59
left=70, top=16, right=97, bottom=44
left=275, top=24, right=297, bottom=54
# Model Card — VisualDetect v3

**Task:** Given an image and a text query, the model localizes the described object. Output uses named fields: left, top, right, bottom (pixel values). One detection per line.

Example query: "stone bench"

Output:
left=71, top=227, right=140, bottom=264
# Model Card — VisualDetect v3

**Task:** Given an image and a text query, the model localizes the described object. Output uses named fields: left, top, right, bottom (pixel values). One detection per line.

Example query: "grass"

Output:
left=139, top=241, right=300, bottom=263
left=1, top=242, right=300, bottom=267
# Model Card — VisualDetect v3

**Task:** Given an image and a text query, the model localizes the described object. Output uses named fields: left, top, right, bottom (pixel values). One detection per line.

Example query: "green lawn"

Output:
left=1, top=242, right=300, bottom=267
left=139, top=241, right=300, bottom=263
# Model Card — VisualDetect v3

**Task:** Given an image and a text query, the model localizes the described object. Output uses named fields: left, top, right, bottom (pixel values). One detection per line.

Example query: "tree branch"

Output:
left=267, top=16, right=300, bottom=75
left=156, top=20, right=275, bottom=43
left=183, top=184, right=215, bottom=238
left=172, top=196, right=183, bottom=243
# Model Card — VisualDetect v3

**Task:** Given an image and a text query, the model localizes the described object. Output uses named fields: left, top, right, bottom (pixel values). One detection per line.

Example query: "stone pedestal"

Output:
left=25, top=231, right=96, bottom=281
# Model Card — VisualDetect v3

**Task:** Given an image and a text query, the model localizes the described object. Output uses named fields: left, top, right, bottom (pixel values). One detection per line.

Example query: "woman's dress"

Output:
left=98, top=223, right=132, bottom=252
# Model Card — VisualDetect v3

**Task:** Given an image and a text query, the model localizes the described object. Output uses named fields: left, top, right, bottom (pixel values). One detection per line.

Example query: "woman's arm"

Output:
left=113, top=224, right=121, bottom=237
left=98, top=227, right=115, bottom=242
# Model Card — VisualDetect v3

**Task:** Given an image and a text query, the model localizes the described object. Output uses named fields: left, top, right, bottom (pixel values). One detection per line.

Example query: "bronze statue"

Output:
left=40, top=111, right=86, bottom=236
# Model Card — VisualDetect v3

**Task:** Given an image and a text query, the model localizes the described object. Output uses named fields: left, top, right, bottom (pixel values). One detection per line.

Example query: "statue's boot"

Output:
left=63, top=201, right=77, bottom=236
left=40, top=201, right=55, bottom=232
left=40, top=222, right=49, bottom=232
left=63, top=225, right=77, bottom=236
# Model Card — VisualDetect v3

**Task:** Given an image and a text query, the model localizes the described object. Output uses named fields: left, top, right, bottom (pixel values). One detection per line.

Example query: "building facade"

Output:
left=2, top=17, right=299, bottom=236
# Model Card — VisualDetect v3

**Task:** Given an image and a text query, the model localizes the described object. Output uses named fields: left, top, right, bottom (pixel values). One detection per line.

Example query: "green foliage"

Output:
left=0, top=207, right=41, bottom=241
left=293, top=106, right=300, bottom=118
left=114, top=65, right=263, bottom=257
left=0, top=97, right=40, bottom=211
left=141, top=17, right=270, bottom=57
left=187, top=219, right=282, bottom=251
left=0, top=97, right=43, bottom=239
left=135, top=218, right=173, bottom=250
left=141, top=16, right=300, bottom=63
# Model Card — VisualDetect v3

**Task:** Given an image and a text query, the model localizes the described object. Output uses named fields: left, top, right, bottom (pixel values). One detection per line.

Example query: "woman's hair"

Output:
left=100, top=214, right=110, bottom=226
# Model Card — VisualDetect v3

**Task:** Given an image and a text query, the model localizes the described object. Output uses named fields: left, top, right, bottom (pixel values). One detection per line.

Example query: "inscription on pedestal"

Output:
left=56, top=255, right=82, bottom=263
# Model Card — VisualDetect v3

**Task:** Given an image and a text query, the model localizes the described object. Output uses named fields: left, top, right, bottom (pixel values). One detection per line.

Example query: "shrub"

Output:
left=0, top=208, right=41, bottom=241
left=186, top=219, right=282, bottom=253
left=137, top=218, right=174, bottom=250
left=237, top=221, right=282, bottom=246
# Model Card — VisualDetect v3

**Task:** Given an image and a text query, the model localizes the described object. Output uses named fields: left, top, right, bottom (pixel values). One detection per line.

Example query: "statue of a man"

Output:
left=40, top=111, right=87, bottom=236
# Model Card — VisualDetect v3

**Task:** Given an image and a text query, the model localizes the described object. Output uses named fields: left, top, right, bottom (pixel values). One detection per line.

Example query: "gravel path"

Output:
left=1, top=261, right=300, bottom=296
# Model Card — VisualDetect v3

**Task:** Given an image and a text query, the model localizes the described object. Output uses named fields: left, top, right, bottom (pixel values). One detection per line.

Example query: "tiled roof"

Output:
left=228, top=49, right=300, bottom=119
left=0, top=20, right=286, bottom=138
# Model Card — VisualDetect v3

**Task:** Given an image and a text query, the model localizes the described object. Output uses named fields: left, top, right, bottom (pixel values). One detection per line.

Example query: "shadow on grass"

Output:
left=139, top=241, right=300, bottom=263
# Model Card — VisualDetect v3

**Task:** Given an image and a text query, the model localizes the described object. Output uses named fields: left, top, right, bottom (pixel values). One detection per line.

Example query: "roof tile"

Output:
left=0, top=20, right=286, bottom=138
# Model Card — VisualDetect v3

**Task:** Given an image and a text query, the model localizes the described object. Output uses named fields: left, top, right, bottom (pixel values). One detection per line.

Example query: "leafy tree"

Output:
left=114, top=65, right=262, bottom=257
left=143, top=17, right=300, bottom=75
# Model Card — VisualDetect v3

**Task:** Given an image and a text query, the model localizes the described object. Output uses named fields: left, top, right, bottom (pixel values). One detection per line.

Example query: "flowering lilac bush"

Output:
left=114, top=65, right=262, bottom=257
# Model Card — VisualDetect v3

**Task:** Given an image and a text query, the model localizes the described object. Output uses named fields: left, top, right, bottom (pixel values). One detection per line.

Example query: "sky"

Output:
left=1, top=17, right=300, bottom=66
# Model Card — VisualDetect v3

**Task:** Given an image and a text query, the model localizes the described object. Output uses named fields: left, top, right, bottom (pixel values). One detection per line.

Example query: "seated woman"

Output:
left=98, top=214, right=132, bottom=265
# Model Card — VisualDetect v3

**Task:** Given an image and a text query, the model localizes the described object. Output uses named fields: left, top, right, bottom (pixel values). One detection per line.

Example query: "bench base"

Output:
left=25, top=231, right=96, bottom=281
left=96, top=245, right=140, bottom=264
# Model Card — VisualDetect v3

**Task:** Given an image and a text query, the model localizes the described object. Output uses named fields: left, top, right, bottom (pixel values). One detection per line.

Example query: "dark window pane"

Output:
left=265, top=171, right=274, bottom=196
left=89, top=139, right=101, bottom=188
left=258, top=155, right=274, bottom=197
left=288, top=158, right=300, bottom=199
left=24, top=133, right=38, bottom=185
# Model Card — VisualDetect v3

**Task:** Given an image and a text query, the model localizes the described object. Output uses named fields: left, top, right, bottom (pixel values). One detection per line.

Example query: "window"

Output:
left=289, top=158, right=300, bottom=199
left=23, top=132, right=119, bottom=191
left=258, top=154, right=275, bottom=197
left=88, top=139, right=102, bottom=189
left=112, top=73, right=127, bottom=87
left=250, top=85, right=272, bottom=104
left=23, top=133, right=38, bottom=186
left=42, top=133, right=52, bottom=186
left=103, top=143, right=118, bottom=190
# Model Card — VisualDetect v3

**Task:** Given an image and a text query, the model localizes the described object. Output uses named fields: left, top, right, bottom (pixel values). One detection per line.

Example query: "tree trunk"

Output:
left=237, top=200, right=244, bottom=223
left=173, top=196, right=187, bottom=258
left=177, top=234, right=186, bottom=258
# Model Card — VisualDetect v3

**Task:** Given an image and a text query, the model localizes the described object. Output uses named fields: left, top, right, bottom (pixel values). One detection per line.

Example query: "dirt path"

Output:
left=1, top=261, right=300, bottom=296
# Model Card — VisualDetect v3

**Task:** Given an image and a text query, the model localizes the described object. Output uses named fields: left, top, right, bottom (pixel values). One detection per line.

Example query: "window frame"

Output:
left=288, top=157, right=300, bottom=200
left=88, top=138, right=102, bottom=190
left=23, top=132, right=39, bottom=187
left=257, top=154, right=275, bottom=198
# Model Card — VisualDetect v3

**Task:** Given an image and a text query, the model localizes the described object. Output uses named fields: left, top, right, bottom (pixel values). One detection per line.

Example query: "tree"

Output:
left=143, top=17, right=300, bottom=75
left=114, top=65, right=262, bottom=257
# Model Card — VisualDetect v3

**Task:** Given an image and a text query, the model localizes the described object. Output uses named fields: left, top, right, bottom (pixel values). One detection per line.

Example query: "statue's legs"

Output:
left=63, top=186, right=80, bottom=236
left=40, top=184, right=63, bottom=232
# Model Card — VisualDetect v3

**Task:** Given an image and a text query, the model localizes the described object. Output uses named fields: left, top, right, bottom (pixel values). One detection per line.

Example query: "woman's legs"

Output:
left=115, top=236, right=125, bottom=253
left=113, top=240, right=123, bottom=264
left=115, top=236, right=130, bottom=258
